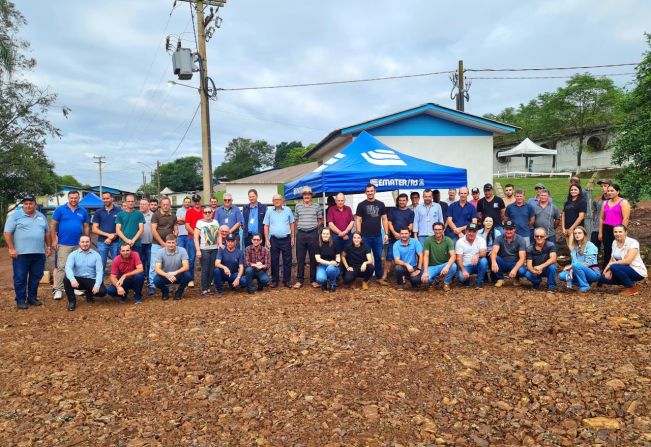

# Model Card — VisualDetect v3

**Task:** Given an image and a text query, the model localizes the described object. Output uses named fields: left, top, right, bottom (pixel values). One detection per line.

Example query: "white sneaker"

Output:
left=188, top=281, right=195, bottom=288
left=74, top=289, right=85, bottom=296
left=53, top=290, right=63, bottom=300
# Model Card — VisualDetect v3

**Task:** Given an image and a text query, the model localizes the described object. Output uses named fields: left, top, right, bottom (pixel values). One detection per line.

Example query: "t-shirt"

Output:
left=477, top=196, right=505, bottom=224
left=593, top=195, right=607, bottom=229
left=110, top=252, right=143, bottom=277
left=176, top=207, right=190, bottom=236
left=563, top=197, right=587, bottom=229
left=52, top=204, right=90, bottom=246
left=184, top=207, right=204, bottom=236
left=611, top=237, right=647, bottom=278
left=151, top=210, right=176, bottom=242
left=423, top=236, right=455, bottom=266
left=494, top=234, right=527, bottom=262
left=343, top=243, right=371, bottom=268
left=116, top=210, right=146, bottom=247
left=92, top=206, right=120, bottom=234
left=388, top=207, right=415, bottom=240
left=195, top=219, right=220, bottom=250
left=141, top=211, right=153, bottom=244
left=216, top=247, right=244, bottom=272
left=355, top=200, right=387, bottom=238
left=505, top=203, right=534, bottom=238
left=3, top=210, right=49, bottom=255
left=533, top=203, right=560, bottom=239
left=294, top=202, right=321, bottom=231
left=455, top=236, right=487, bottom=265
left=526, top=241, right=556, bottom=266
left=155, top=247, right=189, bottom=272
left=327, top=205, right=354, bottom=233
left=392, top=238, right=423, bottom=267
left=318, top=243, right=338, bottom=261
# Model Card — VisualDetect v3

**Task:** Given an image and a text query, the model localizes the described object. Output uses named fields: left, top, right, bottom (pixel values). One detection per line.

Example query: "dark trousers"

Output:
left=12, top=253, right=45, bottom=304
left=63, top=276, right=107, bottom=303
left=244, top=267, right=270, bottom=292
left=600, top=264, right=645, bottom=288
left=295, top=229, right=318, bottom=283
left=590, top=231, right=602, bottom=252
left=213, top=268, right=243, bottom=292
left=270, top=235, right=292, bottom=285
left=494, top=256, right=527, bottom=280
left=343, top=265, right=374, bottom=285
left=107, top=274, right=145, bottom=300
left=140, top=244, right=151, bottom=282
left=153, top=271, right=192, bottom=298
left=601, top=224, right=615, bottom=269
left=199, top=249, right=219, bottom=290
left=394, top=265, right=423, bottom=287
left=362, top=236, right=384, bottom=279
left=332, top=234, right=351, bottom=253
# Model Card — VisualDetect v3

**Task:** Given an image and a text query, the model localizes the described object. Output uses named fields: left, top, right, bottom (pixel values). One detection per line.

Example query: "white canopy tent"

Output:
left=497, top=137, right=557, bottom=157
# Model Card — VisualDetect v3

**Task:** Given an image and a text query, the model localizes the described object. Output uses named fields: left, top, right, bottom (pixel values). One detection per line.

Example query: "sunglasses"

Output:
left=203, top=211, right=212, bottom=214
left=534, top=235, right=546, bottom=238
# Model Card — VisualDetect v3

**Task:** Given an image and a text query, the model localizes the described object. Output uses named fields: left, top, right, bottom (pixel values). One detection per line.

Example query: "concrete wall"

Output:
left=226, top=184, right=278, bottom=205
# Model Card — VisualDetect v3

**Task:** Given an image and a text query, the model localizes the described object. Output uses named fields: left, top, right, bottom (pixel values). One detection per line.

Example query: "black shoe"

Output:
left=283, top=282, right=291, bottom=288
left=86, top=296, right=95, bottom=303
left=67, top=301, right=77, bottom=311
left=247, top=289, right=254, bottom=295
left=16, top=302, right=28, bottom=310
left=257, top=285, right=264, bottom=292
left=161, top=294, right=169, bottom=301
left=173, top=294, right=182, bottom=301
left=330, top=284, right=336, bottom=293
left=215, top=291, right=223, bottom=298
left=27, top=298, right=43, bottom=306
left=270, top=282, right=278, bottom=288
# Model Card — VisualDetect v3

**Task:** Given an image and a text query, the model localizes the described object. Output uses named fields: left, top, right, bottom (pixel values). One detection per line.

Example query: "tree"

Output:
left=56, top=174, right=83, bottom=188
left=214, top=138, right=274, bottom=181
left=0, top=0, right=16, bottom=75
left=279, top=143, right=315, bottom=168
left=273, top=141, right=303, bottom=169
left=612, top=34, right=651, bottom=205
left=156, top=156, right=202, bottom=192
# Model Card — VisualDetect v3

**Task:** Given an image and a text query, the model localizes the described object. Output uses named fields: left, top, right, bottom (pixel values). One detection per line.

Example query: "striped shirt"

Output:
left=294, top=202, right=321, bottom=231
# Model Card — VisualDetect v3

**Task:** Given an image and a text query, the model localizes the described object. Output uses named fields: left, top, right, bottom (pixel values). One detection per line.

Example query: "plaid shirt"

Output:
left=245, top=244, right=270, bottom=271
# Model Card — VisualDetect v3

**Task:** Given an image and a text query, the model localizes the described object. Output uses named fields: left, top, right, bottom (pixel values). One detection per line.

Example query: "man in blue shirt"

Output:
left=490, top=221, right=528, bottom=287
left=263, top=194, right=295, bottom=288
left=242, top=188, right=267, bottom=247
left=413, top=189, right=443, bottom=246
left=92, top=192, right=121, bottom=277
left=385, top=193, right=414, bottom=282
left=505, top=189, right=535, bottom=244
left=63, top=235, right=106, bottom=311
left=3, top=194, right=52, bottom=309
left=215, top=193, right=244, bottom=238
left=50, top=190, right=90, bottom=300
left=213, top=234, right=245, bottom=296
left=392, top=228, right=423, bottom=290
left=445, top=187, right=477, bottom=243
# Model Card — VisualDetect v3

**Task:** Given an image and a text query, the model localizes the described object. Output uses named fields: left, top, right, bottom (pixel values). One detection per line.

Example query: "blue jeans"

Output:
left=494, top=256, right=527, bottom=279
left=244, top=267, right=269, bottom=292
left=362, top=236, right=384, bottom=280
left=213, top=268, right=244, bottom=292
left=524, top=264, right=558, bottom=289
left=559, top=263, right=600, bottom=291
left=107, top=274, right=145, bottom=301
left=140, top=244, right=151, bottom=282
left=12, top=253, right=45, bottom=304
left=177, top=235, right=196, bottom=276
left=316, top=265, right=340, bottom=285
left=427, top=262, right=458, bottom=285
left=458, top=258, right=488, bottom=286
left=153, top=271, right=192, bottom=298
left=599, top=264, right=645, bottom=288
left=417, top=235, right=431, bottom=248
left=148, top=243, right=163, bottom=285
left=395, top=265, right=422, bottom=287
left=97, top=241, right=119, bottom=277
left=332, top=234, right=351, bottom=254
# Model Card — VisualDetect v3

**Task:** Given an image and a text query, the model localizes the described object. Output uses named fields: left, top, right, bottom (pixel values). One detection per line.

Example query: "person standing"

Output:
left=215, top=193, right=244, bottom=237
left=194, top=206, right=220, bottom=295
left=455, top=223, right=488, bottom=289
left=209, top=197, right=219, bottom=218
left=242, top=189, right=267, bottom=247
left=293, top=187, right=322, bottom=289
left=183, top=194, right=204, bottom=287
left=386, top=193, right=415, bottom=281
left=176, top=196, right=192, bottom=257
left=432, top=190, right=448, bottom=217
left=315, top=228, right=340, bottom=292
left=505, top=189, right=534, bottom=244
left=561, top=184, right=587, bottom=243
left=243, top=233, right=270, bottom=294
left=139, top=198, right=154, bottom=283
left=524, top=228, right=558, bottom=292
left=527, top=183, right=554, bottom=207
left=63, top=235, right=106, bottom=311
left=92, top=192, right=120, bottom=277
left=598, top=184, right=631, bottom=269
left=355, top=183, right=389, bottom=284
left=469, top=188, right=480, bottom=208
left=341, top=233, right=374, bottom=289
left=421, top=222, right=457, bottom=292
left=149, top=197, right=177, bottom=296
left=153, top=234, right=192, bottom=300
left=3, top=194, right=52, bottom=309
left=392, top=228, right=423, bottom=290
left=408, top=191, right=420, bottom=211
left=263, top=194, right=295, bottom=288
left=445, top=189, right=457, bottom=205
left=107, top=244, right=144, bottom=304
left=532, top=189, right=560, bottom=244
left=50, top=190, right=90, bottom=300
left=213, top=234, right=245, bottom=297
left=116, top=194, right=145, bottom=260
left=559, top=226, right=600, bottom=293
left=502, top=183, right=516, bottom=208
left=413, top=189, right=443, bottom=247
left=600, top=225, right=647, bottom=296
left=490, top=220, right=527, bottom=287
left=327, top=192, right=354, bottom=253
left=477, top=183, right=506, bottom=229
left=591, top=178, right=611, bottom=251
left=445, top=187, right=477, bottom=243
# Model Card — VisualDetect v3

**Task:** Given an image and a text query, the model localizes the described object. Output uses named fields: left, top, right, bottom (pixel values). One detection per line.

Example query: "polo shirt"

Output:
left=477, top=196, right=505, bottom=224
left=110, top=251, right=143, bottom=277
left=355, top=200, right=387, bottom=237
left=52, top=204, right=90, bottom=246
left=92, top=206, right=120, bottom=234
left=445, top=201, right=477, bottom=236
left=155, top=247, right=189, bottom=272
left=505, top=203, right=534, bottom=238
left=215, top=206, right=244, bottom=228
left=151, top=210, right=176, bottom=242
left=526, top=241, right=556, bottom=266
left=494, top=234, right=527, bottom=263
left=423, top=235, right=455, bottom=266
left=527, top=197, right=554, bottom=207
left=116, top=210, right=146, bottom=247
left=176, top=207, right=190, bottom=236
left=533, top=203, right=560, bottom=239
left=65, top=248, right=103, bottom=287
left=327, top=205, right=354, bottom=233
left=388, top=207, right=415, bottom=240
left=216, top=247, right=244, bottom=272
left=412, top=203, right=442, bottom=237
left=3, top=210, right=49, bottom=255
left=263, top=206, right=295, bottom=238
left=184, top=207, right=204, bottom=236
left=455, top=236, right=487, bottom=265
left=294, top=202, right=321, bottom=231
left=392, top=238, right=423, bottom=268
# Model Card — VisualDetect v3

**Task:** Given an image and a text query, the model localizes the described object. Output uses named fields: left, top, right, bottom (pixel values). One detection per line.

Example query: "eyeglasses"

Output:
left=203, top=211, right=212, bottom=215
left=223, top=199, right=232, bottom=202
left=534, top=235, right=546, bottom=239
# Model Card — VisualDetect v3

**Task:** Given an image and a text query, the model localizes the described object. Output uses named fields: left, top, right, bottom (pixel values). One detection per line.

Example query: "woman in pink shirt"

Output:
left=598, top=184, right=630, bottom=269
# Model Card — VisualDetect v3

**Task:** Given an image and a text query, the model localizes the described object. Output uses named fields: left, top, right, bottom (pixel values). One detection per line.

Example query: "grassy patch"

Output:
left=494, top=177, right=571, bottom=202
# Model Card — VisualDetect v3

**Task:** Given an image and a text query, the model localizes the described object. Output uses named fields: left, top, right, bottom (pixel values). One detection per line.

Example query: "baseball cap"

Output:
left=191, top=194, right=201, bottom=202
left=467, top=223, right=478, bottom=232
left=597, top=178, right=612, bottom=185
left=21, top=194, right=37, bottom=202
left=301, top=186, right=313, bottom=195
left=534, top=183, right=545, bottom=189
left=503, top=220, right=516, bottom=229
left=483, top=183, right=493, bottom=191
left=471, top=187, right=480, bottom=194
left=225, top=233, right=237, bottom=242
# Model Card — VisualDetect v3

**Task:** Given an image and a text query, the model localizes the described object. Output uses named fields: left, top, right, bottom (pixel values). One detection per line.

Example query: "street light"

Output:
left=168, top=80, right=198, bottom=90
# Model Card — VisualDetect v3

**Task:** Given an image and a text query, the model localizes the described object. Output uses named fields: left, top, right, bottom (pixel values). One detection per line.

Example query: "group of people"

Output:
left=3, top=177, right=647, bottom=310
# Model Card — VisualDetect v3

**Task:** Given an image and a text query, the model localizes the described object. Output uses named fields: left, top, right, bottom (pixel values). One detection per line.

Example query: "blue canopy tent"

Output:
left=284, top=131, right=467, bottom=200
left=79, top=192, right=103, bottom=208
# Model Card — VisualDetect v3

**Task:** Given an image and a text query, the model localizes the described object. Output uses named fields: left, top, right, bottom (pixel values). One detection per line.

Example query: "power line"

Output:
left=465, top=62, right=638, bottom=72
left=167, top=103, right=201, bottom=161
left=468, top=72, right=636, bottom=80
left=213, top=106, right=328, bottom=132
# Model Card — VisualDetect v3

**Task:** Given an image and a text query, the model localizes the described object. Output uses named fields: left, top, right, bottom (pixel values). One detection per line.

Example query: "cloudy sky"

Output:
left=16, top=0, right=650, bottom=191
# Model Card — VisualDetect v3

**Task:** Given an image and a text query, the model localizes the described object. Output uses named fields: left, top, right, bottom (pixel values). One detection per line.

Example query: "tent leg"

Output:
left=323, top=191, right=326, bottom=222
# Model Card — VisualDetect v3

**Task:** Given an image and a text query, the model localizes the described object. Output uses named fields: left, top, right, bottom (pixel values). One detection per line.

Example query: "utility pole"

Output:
left=93, top=155, right=106, bottom=196
left=142, top=171, right=147, bottom=193
left=196, top=0, right=213, bottom=202
left=156, top=160, right=161, bottom=197
left=457, top=60, right=465, bottom=111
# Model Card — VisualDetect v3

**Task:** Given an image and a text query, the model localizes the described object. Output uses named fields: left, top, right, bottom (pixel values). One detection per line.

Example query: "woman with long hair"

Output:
left=600, top=224, right=647, bottom=296
left=558, top=226, right=600, bottom=293
left=598, top=184, right=631, bottom=269
left=478, top=216, right=501, bottom=253
left=315, top=227, right=340, bottom=292
left=561, top=184, right=587, bottom=240
left=341, top=232, right=374, bottom=289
